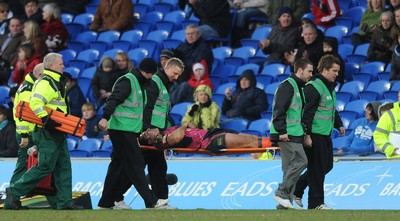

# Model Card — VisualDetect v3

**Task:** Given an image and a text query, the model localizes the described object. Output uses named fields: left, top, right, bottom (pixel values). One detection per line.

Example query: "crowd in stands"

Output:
left=1, top=0, right=400, bottom=159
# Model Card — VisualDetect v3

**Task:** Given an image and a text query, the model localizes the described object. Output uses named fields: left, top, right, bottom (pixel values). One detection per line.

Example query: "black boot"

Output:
left=4, top=188, right=28, bottom=210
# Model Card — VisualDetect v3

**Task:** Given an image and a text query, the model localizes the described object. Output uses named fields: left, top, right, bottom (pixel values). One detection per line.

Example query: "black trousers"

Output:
left=142, top=150, right=169, bottom=199
left=98, top=130, right=158, bottom=208
left=294, top=134, right=333, bottom=209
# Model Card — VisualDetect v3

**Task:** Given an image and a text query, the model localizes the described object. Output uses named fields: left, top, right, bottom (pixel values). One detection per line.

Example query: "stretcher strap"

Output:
left=18, top=101, right=25, bottom=121
left=73, top=117, right=82, bottom=136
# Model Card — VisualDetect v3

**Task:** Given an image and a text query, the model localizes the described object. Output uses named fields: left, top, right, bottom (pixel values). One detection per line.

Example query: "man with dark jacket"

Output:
left=293, top=54, right=345, bottom=210
left=222, top=69, right=268, bottom=121
left=270, top=58, right=313, bottom=209
left=176, top=24, right=213, bottom=84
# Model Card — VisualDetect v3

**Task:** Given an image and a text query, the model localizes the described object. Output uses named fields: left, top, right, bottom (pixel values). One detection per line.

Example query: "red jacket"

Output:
left=312, top=0, right=340, bottom=28
left=188, top=60, right=214, bottom=90
left=12, top=52, right=41, bottom=86
left=40, top=19, right=69, bottom=52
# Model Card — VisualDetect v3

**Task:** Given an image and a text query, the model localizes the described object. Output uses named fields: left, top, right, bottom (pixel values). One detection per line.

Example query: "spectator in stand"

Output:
left=64, top=72, right=86, bottom=118
left=158, top=49, right=174, bottom=69
left=222, top=69, right=268, bottom=121
left=176, top=24, right=213, bottom=84
left=322, top=37, right=345, bottom=86
left=187, top=0, right=232, bottom=39
left=368, top=11, right=395, bottom=64
left=267, top=0, right=310, bottom=25
left=59, top=0, right=91, bottom=15
left=0, top=17, right=24, bottom=67
left=40, top=3, right=68, bottom=52
left=0, top=57, right=11, bottom=86
left=390, top=6, right=400, bottom=43
left=89, top=0, right=134, bottom=32
left=21, top=20, right=48, bottom=59
left=182, top=85, right=220, bottom=130
left=259, top=7, right=298, bottom=65
left=115, top=51, right=133, bottom=77
left=388, top=0, right=400, bottom=13
left=170, top=60, right=213, bottom=105
left=0, top=2, right=10, bottom=36
left=91, top=56, right=119, bottom=108
left=337, top=102, right=381, bottom=155
left=285, top=23, right=324, bottom=74
left=12, top=43, right=41, bottom=86
left=21, top=0, right=44, bottom=25
left=390, top=31, right=400, bottom=80
left=230, top=0, right=269, bottom=47
left=311, top=0, right=340, bottom=29
left=81, top=102, right=108, bottom=141
left=2, top=1, right=24, bottom=18
left=351, top=0, right=386, bottom=47
left=0, top=105, right=18, bottom=157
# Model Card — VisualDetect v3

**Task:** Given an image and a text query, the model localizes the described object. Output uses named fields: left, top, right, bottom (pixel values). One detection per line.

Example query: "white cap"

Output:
left=193, top=62, right=205, bottom=73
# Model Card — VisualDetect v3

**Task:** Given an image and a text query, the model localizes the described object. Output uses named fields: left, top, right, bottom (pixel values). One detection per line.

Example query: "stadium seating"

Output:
left=58, top=49, right=77, bottom=67
left=206, top=10, right=236, bottom=47
left=342, top=99, right=369, bottom=118
left=264, top=82, right=281, bottom=112
left=169, top=102, right=192, bottom=125
left=241, top=119, right=271, bottom=137
left=338, top=80, right=365, bottom=101
left=89, top=30, right=121, bottom=55
left=69, top=138, right=102, bottom=157
left=67, top=138, right=77, bottom=151
left=68, top=31, right=98, bottom=52
left=259, top=63, right=286, bottom=83
left=347, top=43, right=369, bottom=64
left=72, top=13, right=94, bottom=31
left=0, top=86, right=10, bottom=104
left=240, top=25, right=272, bottom=49
left=212, top=46, right=233, bottom=63
left=358, top=80, right=391, bottom=101
left=156, top=10, right=186, bottom=34
left=228, top=63, right=260, bottom=83
left=61, top=13, right=74, bottom=24
left=222, top=118, right=249, bottom=132
left=224, top=46, right=256, bottom=68
left=69, top=49, right=100, bottom=71
left=128, top=48, right=149, bottom=67
left=138, top=30, right=169, bottom=62
left=113, top=29, right=144, bottom=51
left=163, top=29, right=185, bottom=49
left=92, top=140, right=112, bottom=157
left=215, top=82, right=236, bottom=95
left=64, top=67, right=80, bottom=79
left=325, top=25, right=348, bottom=43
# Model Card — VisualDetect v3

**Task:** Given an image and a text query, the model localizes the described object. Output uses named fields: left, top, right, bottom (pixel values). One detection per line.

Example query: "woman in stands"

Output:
left=40, top=3, right=68, bottom=52
left=12, top=43, right=41, bottom=86
left=21, top=20, right=48, bottom=59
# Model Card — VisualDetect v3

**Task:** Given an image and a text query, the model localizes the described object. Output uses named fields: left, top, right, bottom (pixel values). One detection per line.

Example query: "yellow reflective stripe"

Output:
left=113, top=112, right=142, bottom=118
left=32, top=93, right=48, bottom=103
left=375, top=127, right=389, bottom=134
left=33, top=106, right=46, bottom=115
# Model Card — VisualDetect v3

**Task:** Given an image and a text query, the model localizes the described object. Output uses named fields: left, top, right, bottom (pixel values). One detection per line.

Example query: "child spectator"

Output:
left=64, top=72, right=86, bottom=118
left=12, top=43, right=41, bottom=86
left=182, top=85, right=220, bottom=130
left=81, top=102, right=108, bottom=141
left=322, top=37, right=345, bottom=86
left=91, top=56, right=119, bottom=108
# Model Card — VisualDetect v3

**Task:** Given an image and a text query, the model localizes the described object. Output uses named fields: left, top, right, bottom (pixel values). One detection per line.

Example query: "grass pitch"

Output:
left=1, top=210, right=399, bottom=221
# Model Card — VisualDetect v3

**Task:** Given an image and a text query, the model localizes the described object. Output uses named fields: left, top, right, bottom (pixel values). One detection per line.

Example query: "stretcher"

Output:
left=141, top=145, right=280, bottom=157
left=15, top=101, right=86, bottom=137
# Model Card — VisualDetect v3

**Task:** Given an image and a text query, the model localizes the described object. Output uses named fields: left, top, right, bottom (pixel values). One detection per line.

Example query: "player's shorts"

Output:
left=202, top=128, right=239, bottom=153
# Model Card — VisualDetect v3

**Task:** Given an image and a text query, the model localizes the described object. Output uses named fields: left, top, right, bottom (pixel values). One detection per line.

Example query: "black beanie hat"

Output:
left=278, top=7, right=293, bottom=18
left=138, top=58, right=158, bottom=74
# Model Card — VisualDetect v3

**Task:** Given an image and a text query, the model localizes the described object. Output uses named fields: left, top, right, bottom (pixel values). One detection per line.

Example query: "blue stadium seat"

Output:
left=229, top=63, right=260, bottom=83
left=338, top=80, right=365, bottom=100
left=359, top=80, right=391, bottom=101
left=261, top=111, right=272, bottom=120
left=325, top=25, right=348, bottom=43
left=344, top=62, right=359, bottom=82
left=65, top=23, right=84, bottom=41
left=92, top=140, right=112, bottom=157
left=169, top=102, right=192, bottom=125
left=211, top=93, right=225, bottom=108
left=206, top=10, right=236, bottom=47
left=209, top=76, right=223, bottom=91
left=343, top=99, right=369, bottom=118
left=0, top=86, right=10, bottom=104
left=67, top=138, right=77, bottom=150
left=347, top=43, right=370, bottom=64
left=241, top=119, right=271, bottom=137
left=156, top=10, right=186, bottom=34
left=338, top=44, right=354, bottom=61
left=61, top=13, right=74, bottom=24
left=154, top=2, right=174, bottom=15
left=113, top=29, right=143, bottom=51
left=69, top=138, right=102, bottom=157
left=134, top=3, right=150, bottom=20
left=359, top=61, right=385, bottom=81
left=69, top=49, right=100, bottom=70
left=222, top=118, right=249, bottom=132
left=138, top=30, right=169, bottom=63
left=72, top=13, right=94, bottom=31
left=68, top=31, right=98, bottom=52
left=377, top=71, right=390, bottom=81
left=85, top=4, right=98, bottom=14
left=64, top=67, right=80, bottom=79
left=224, top=46, right=256, bottom=68
left=336, top=99, right=346, bottom=111
left=384, top=90, right=400, bottom=101
left=79, top=66, right=96, bottom=79
left=58, top=49, right=77, bottom=67
left=212, top=64, right=236, bottom=81
left=336, top=6, right=365, bottom=30
left=339, top=111, right=358, bottom=128
left=391, top=81, right=400, bottom=91
left=215, top=82, right=236, bottom=95
left=259, top=63, right=286, bottom=82
left=385, top=63, right=392, bottom=72
left=138, top=11, right=164, bottom=31
left=212, top=46, right=233, bottom=63
left=240, top=25, right=272, bottom=48
left=128, top=48, right=149, bottom=67
left=137, top=0, right=158, bottom=10
left=332, top=136, right=350, bottom=153
left=264, top=82, right=281, bottom=112
left=102, top=48, right=123, bottom=59
left=163, top=29, right=185, bottom=49
left=89, top=30, right=121, bottom=55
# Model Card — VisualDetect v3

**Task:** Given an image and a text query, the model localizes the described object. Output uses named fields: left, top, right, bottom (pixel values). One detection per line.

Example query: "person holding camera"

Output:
left=182, top=84, right=220, bottom=130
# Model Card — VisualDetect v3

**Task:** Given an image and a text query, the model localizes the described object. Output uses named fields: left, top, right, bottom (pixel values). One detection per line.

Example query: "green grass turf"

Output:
left=1, top=210, right=400, bottom=221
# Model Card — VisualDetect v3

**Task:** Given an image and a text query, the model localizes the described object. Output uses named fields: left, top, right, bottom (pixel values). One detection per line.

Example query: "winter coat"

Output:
left=187, top=60, right=214, bottom=90
left=89, top=0, right=134, bottom=32
left=263, top=22, right=298, bottom=62
left=222, top=70, right=268, bottom=121
left=358, top=9, right=384, bottom=39
left=267, top=0, right=310, bottom=25
left=390, top=44, right=400, bottom=81
left=12, top=52, right=41, bottom=86
left=182, top=85, right=220, bottom=130
left=40, top=18, right=69, bottom=52
left=67, top=83, right=86, bottom=118
left=91, top=56, right=119, bottom=100
left=0, top=120, right=18, bottom=157
left=312, top=0, right=340, bottom=28
left=368, top=25, right=394, bottom=64
left=323, top=37, right=345, bottom=85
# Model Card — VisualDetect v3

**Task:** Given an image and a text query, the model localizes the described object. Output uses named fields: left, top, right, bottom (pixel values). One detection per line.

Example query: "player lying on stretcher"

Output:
left=139, top=122, right=273, bottom=153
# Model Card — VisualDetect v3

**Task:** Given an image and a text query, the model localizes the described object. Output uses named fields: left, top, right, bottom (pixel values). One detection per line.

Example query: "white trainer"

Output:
left=315, top=204, right=333, bottom=210
left=113, top=201, right=131, bottom=210
left=273, top=195, right=295, bottom=209
left=294, top=196, right=303, bottom=208
left=154, top=199, right=169, bottom=208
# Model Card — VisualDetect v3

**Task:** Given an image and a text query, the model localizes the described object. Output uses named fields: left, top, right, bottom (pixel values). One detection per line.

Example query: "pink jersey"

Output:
left=163, top=126, right=209, bottom=150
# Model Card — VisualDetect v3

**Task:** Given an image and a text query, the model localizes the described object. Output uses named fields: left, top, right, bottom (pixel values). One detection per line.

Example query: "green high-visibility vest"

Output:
left=150, top=75, right=170, bottom=129
left=270, top=77, right=304, bottom=136
left=108, top=73, right=144, bottom=133
left=308, top=78, right=335, bottom=135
